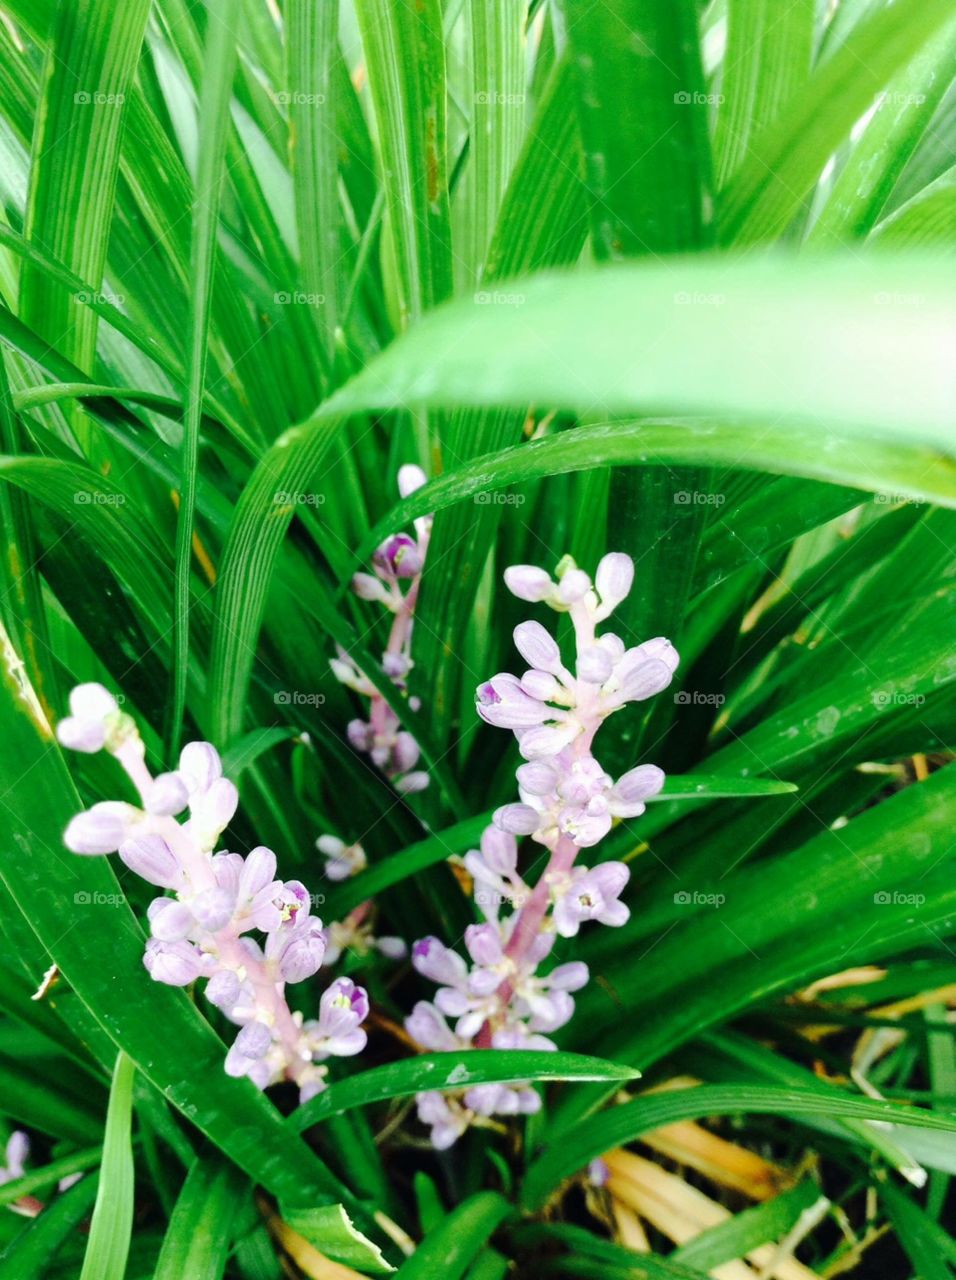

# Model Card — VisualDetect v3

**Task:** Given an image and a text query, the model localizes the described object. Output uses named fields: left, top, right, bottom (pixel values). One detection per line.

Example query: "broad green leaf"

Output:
left=328, top=256, right=955, bottom=448
left=79, top=1052, right=135, bottom=1280
left=290, top=1051, right=640, bottom=1134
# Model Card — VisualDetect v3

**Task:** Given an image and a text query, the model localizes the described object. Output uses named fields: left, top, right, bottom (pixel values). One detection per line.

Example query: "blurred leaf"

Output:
left=79, top=1052, right=135, bottom=1280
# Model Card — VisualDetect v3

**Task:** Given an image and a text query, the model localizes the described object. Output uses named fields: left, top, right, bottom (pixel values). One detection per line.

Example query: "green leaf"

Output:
left=20, top=0, right=152, bottom=444
left=713, top=0, right=815, bottom=187
left=353, top=0, right=452, bottom=330
left=170, top=0, right=238, bottom=756
left=152, top=1157, right=245, bottom=1280
left=0, top=1146, right=102, bottom=1209
left=279, top=1204, right=395, bottom=1275
left=672, top=1180, right=824, bottom=1271
left=0, top=1171, right=99, bottom=1280
left=79, top=1052, right=135, bottom=1280
left=290, top=1051, right=640, bottom=1134
left=395, top=1192, right=510, bottom=1279
left=521, top=1082, right=956, bottom=1209
left=719, top=0, right=956, bottom=243
left=328, top=255, right=956, bottom=448
left=564, top=0, right=713, bottom=256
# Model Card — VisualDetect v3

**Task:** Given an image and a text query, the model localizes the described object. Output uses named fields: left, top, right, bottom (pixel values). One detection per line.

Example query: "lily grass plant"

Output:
left=0, top=0, right=954, bottom=1277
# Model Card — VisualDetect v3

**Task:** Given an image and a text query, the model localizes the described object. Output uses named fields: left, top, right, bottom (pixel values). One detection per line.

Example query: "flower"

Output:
left=316, top=835, right=367, bottom=881
left=331, top=466, right=432, bottom=794
left=407, top=552, right=676, bottom=1147
left=57, top=703, right=368, bottom=1098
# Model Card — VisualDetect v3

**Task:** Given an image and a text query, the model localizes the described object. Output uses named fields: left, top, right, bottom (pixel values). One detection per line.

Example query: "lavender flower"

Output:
left=57, top=691, right=368, bottom=1101
left=407, top=553, right=677, bottom=1147
left=331, top=465, right=432, bottom=794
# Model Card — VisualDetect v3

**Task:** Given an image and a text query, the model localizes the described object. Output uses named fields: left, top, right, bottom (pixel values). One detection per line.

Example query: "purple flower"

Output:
left=553, top=863, right=630, bottom=937
left=406, top=1001, right=461, bottom=1051
left=273, top=918, right=327, bottom=983
left=412, top=937, right=469, bottom=987
left=306, top=979, right=369, bottom=1056
left=374, top=533, right=423, bottom=579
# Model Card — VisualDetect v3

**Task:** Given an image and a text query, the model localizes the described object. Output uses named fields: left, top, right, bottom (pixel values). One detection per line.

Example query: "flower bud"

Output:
left=191, top=886, right=235, bottom=932
left=149, top=898, right=195, bottom=942
left=493, top=803, right=540, bottom=835
left=119, top=835, right=182, bottom=888
left=235, top=1020, right=272, bottom=1060
left=190, top=778, right=238, bottom=849
left=613, top=763, right=665, bottom=804
left=520, top=669, right=561, bottom=702
left=476, top=674, right=551, bottom=728
left=503, top=565, right=553, bottom=602
left=577, top=645, right=613, bottom=684
left=556, top=568, right=591, bottom=604
left=178, top=742, right=222, bottom=795
left=395, top=770, right=429, bottom=794
left=392, top=732, right=421, bottom=772
left=239, top=846, right=277, bottom=898
left=57, top=716, right=107, bottom=753
left=382, top=652, right=411, bottom=678
left=374, top=533, right=423, bottom=579
left=595, top=553, right=634, bottom=613
left=398, top=464, right=428, bottom=498
left=618, top=658, right=674, bottom=702
left=145, top=772, right=189, bottom=816
left=352, top=572, right=388, bottom=602
left=516, top=760, right=559, bottom=796
left=513, top=621, right=562, bottom=673
left=277, top=919, right=327, bottom=983
left=465, top=923, right=503, bottom=967
left=143, top=939, right=204, bottom=986
left=412, top=937, right=468, bottom=986
left=479, top=825, right=517, bottom=875
left=205, top=968, right=241, bottom=1010
left=64, top=802, right=137, bottom=854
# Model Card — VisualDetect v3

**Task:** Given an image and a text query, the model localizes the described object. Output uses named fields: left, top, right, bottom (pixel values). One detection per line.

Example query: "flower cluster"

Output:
left=331, top=465, right=432, bottom=794
left=57, top=686, right=368, bottom=1102
left=406, top=554, right=677, bottom=1147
